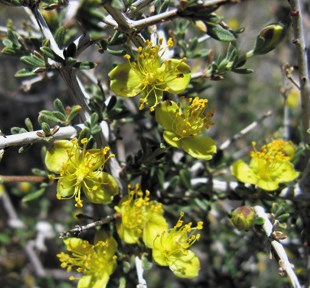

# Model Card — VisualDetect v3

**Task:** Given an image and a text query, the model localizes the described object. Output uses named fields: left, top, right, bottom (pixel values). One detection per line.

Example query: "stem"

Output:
left=0, top=175, right=46, bottom=182
left=59, top=213, right=119, bottom=238
left=288, top=0, right=310, bottom=144
left=254, top=206, right=301, bottom=288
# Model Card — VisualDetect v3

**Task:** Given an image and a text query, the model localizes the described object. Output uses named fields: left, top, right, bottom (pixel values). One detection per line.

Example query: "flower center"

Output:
left=173, top=97, right=214, bottom=138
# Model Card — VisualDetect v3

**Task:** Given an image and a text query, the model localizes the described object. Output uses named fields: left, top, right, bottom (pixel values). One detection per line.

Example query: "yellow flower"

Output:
left=155, top=97, right=217, bottom=160
left=152, top=212, right=203, bottom=278
left=231, top=139, right=299, bottom=191
left=108, top=38, right=191, bottom=111
left=57, top=234, right=117, bottom=288
left=114, top=183, right=168, bottom=247
left=45, top=138, right=119, bottom=207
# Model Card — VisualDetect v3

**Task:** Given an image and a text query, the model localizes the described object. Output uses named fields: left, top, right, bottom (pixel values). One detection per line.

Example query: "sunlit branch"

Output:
left=254, top=206, right=301, bottom=288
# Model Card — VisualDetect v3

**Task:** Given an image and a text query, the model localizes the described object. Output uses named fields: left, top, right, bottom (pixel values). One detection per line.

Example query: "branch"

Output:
left=288, top=0, right=310, bottom=144
left=254, top=206, right=301, bottom=288
left=219, top=110, right=273, bottom=150
left=59, top=213, right=119, bottom=238
left=0, top=124, right=83, bottom=149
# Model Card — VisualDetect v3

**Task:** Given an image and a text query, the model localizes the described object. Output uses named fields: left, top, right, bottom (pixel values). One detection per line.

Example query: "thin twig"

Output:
left=254, top=206, right=301, bottom=288
left=0, top=175, right=46, bottom=182
left=59, top=213, right=119, bottom=238
left=219, top=110, right=273, bottom=150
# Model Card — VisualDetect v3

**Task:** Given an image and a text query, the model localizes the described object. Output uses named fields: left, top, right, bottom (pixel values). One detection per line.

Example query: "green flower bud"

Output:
left=252, top=23, right=286, bottom=55
left=230, top=206, right=256, bottom=231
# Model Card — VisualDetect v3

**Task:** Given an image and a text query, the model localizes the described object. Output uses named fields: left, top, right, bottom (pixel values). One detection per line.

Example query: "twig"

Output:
left=103, top=3, right=145, bottom=47
left=59, top=213, right=119, bottom=238
left=0, top=124, right=84, bottom=149
left=135, top=256, right=147, bottom=288
left=254, top=206, right=301, bottom=288
left=0, top=175, right=46, bottom=182
left=288, top=0, right=310, bottom=144
left=219, top=110, right=273, bottom=150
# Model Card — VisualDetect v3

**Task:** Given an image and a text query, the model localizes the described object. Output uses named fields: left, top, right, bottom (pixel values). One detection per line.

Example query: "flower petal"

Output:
left=78, top=274, right=110, bottom=288
left=45, top=140, right=73, bottom=173
left=83, top=172, right=119, bottom=204
left=57, top=177, right=76, bottom=198
left=161, top=59, right=191, bottom=93
left=143, top=211, right=168, bottom=248
left=231, top=160, right=258, bottom=185
left=180, top=135, right=217, bottom=160
left=108, top=63, right=142, bottom=97
left=163, top=131, right=180, bottom=148
left=155, top=100, right=179, bottom=131
left=169, top=250, right=200, bottom=279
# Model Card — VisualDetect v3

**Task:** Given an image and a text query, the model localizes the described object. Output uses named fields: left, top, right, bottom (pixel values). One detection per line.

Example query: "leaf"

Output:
left=21, top=55, right=46, bottom=67
left=67, top=105, right=82, bottom=123
left=15, top=68, right=37, bottom=78
left=40, top=46, right=64, bottom=62
left=22, top=188, right=45, bottom=202
left=74, top=61, right=96, bottom=70
left=54, top=26, right=66, bottom=48
left=207, top=24, right=235, bottom=42
left=53, top=98, right=66, bottom=114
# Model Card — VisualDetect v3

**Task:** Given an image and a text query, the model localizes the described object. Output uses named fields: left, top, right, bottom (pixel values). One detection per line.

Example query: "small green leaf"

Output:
left=38, top=111, right=61, bottom=124
left=24, top=118, right=33, bottom=131
left=54, top=26, right=66, bottom=48
left=67, top=105, right=82, bottom=123
left=207, top=24, right=235, bottom=42
left=41, top=122, right=51, bottom=136
left=90, top=124, right=101, bottom=135
left=90, top=113, right=99, bottom=125
left=32, top=168, right=48, bottom=177
left=52, top=111, right=66, bottom=122
left=15, top=68, right=37, bottom=78
left=107, top=48, right=126, bottom=56
left=22, top=188, right=45, bottom=202
left=1, top=46, right=16, bottom=55
left=53, top=98, right=66, bottom=114
left=21, top=55, right=46, bottom=67
left=74, top=61, right=96, bottom=70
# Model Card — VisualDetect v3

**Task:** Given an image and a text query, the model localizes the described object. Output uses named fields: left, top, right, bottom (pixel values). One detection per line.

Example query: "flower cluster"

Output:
left=114, top=183, right=168, bottom=248
left=231, top=139, right=299, bottom=191
left=57, top=234, right=118, bottom=288
left=108, top=38, right=191, bottom=111
left=115, top=185, right=203, bottom=278
left=155, top=97, right=217, bottom=160
left=45, top=138, right=119, bottom=207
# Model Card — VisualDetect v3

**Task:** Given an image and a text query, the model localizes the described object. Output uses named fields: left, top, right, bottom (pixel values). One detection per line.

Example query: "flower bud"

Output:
left=230, top=206, right=256, bottom=231
left=252, top=23, right=286, bottom=55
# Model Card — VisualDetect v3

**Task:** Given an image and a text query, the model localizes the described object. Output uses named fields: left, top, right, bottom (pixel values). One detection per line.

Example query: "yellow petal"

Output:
left=231, top=160, right=257, bottom=185
left=45, top=140, right=73, bottom=173
left=83, top=172, right=119, bottom=204
left=109, top=63, right=142, bottom=97
left=180, top=135, right=217, bottom=160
